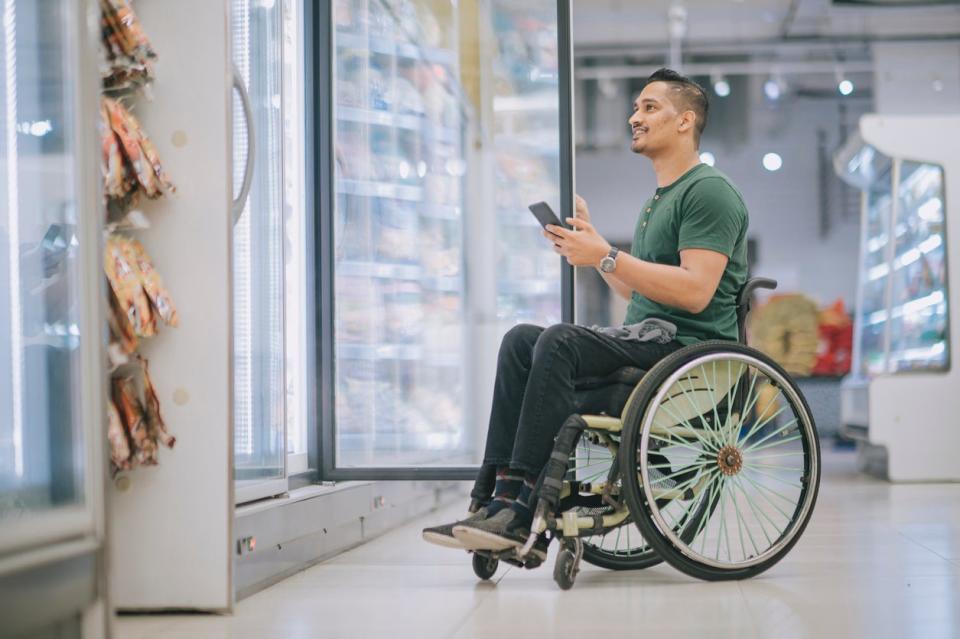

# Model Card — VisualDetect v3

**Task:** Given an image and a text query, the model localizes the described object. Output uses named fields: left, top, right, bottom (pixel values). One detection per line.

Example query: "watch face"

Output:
left=600, top=257, right=615, bottom=273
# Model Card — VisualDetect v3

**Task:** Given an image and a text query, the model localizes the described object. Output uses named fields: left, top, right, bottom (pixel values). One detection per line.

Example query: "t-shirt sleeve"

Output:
left=676, top=178, right=745, bottom=258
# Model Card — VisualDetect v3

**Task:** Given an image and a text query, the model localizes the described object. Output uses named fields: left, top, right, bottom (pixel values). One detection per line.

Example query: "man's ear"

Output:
left=678, top=110, right=696, bottom=134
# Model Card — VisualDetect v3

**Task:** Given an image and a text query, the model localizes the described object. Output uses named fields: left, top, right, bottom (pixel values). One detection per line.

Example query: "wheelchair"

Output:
left=467, top=277, right=821, bottom=589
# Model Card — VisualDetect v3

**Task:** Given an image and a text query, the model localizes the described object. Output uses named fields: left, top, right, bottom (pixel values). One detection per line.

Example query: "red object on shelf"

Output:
left=813, top=299, right=853, bottom=376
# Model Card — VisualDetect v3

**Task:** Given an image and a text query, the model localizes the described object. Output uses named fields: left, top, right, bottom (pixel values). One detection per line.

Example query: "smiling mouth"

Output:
left=632, top=129, right=647, bottom=140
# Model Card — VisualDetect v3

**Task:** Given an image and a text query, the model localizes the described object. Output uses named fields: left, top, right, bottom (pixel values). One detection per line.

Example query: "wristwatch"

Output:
left=599, top=247, right=620, bottom=273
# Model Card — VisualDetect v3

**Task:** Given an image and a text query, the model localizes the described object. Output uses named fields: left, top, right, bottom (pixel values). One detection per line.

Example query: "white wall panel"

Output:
left=108, top=0, right=233, bottom=611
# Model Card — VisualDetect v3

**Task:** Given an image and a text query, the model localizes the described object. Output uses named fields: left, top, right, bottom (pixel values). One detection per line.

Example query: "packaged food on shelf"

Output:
left=104, top=235, right=178, bottom=338
left=107, top=399, right=132, bottom=471
left=100, top=97, right=175, bottom=218
left=104, top=234, right=155, bottom=337
left=100, top=0, right=157, bottom=93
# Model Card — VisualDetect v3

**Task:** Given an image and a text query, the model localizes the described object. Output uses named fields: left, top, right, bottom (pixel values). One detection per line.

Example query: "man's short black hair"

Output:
left=644, top=67, right=709, bottom=147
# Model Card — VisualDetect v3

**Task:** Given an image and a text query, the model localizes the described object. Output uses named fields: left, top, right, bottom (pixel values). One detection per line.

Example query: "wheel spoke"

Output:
left=743, top=462, right=804, bottom=472
left=692, top=473, right=723, bottom=554
left=743, top=433, right=802, bottom=454
left=649, top=433, right=708, bottom=456
left=736, top=474, right=788, bottom=542
left=739, top=396, right=789, bottom=448
left=730, top=479, right=760, bottom=558
left=743, top=466, right=804, bottom=489
left=732, top=474, right=773, bottom=548
left=740, top=470, right=795, bottom=523
left=657, top=393, right=721, bottom=453
left=648, top=459, right=711, bottom=486
left=672, top=374, right=726, bottom=451
left=735, top=373, right=774, bottom=444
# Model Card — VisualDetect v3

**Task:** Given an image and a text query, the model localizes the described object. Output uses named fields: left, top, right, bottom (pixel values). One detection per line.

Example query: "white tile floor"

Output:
left=116, top=448, right=960, bottom=639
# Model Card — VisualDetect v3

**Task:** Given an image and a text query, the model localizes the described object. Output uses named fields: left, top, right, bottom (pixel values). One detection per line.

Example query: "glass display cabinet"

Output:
left=834, top=114, right=957, bottom=481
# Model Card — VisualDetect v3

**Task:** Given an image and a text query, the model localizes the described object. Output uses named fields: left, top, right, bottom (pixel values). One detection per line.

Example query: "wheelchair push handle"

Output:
left=737, top=277, right=777, bottom=307
left=736, top=277, right=777, bottom=345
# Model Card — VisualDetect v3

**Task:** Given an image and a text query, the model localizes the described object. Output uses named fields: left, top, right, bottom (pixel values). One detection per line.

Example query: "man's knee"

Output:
left=535, top=323, right=579, bottom=351
left=500, top=323, right=542, bottom=355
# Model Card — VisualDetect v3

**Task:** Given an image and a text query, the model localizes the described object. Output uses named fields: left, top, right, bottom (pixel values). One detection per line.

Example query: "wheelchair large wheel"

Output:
left=621, top=341, right=820, bottom=581
left=566, top=434, right=661, bottom=571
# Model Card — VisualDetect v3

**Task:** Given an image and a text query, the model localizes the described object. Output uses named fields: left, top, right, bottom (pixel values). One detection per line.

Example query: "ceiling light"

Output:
left=699, top=151, right=716, bottom=167
left=713, top=78, right=731, bottom=97
left=763, top=79, right=781, bottom=101
left=838, top=79, right=854, bottom=96
left=762, top=152, right=783, bottom=172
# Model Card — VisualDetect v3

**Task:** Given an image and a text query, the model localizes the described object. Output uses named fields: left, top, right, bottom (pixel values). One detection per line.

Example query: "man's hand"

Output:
left=574, top=194, right=591, bottom=224
left=543, top=217, right=611, bottom=267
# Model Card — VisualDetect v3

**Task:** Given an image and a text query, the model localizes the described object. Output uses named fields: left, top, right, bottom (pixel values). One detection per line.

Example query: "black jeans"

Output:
left=472, top=323, right=684, bottom=498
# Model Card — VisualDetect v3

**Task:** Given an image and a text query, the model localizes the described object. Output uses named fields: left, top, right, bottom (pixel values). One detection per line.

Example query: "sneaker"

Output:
left=422, top=507, right=488, bottom=549
left=452, top=510, right=548, bottom=561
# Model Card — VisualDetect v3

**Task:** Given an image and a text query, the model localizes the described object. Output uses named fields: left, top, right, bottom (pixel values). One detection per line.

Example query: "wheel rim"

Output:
left=637, top=352, right=818, bottom=570
left=567, top=435, right=651, bottom=558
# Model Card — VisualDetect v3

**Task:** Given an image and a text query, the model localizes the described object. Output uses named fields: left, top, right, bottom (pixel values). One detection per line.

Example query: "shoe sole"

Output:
left=452, top=525, right=517, bottom=551
left=452, top=526, right=547, bottom=563
left=421, top=531, right=465, bottom=549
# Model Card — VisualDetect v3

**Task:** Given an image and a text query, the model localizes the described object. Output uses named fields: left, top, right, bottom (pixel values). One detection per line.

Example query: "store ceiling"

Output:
left=572, top=0, right=960, bottom=93
left=572, top=0, right=960, bottom=49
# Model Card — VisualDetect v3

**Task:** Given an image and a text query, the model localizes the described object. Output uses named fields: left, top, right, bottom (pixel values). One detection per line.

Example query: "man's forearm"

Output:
left=596, top=267, right=633, bottom=301
left=610, top=252, right=713, bottom=313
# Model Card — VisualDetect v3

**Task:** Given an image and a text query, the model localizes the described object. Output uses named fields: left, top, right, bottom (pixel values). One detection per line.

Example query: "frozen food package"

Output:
left=100, top=0, right=157, bottom=91
left=104, top=235, right=155, bottom=337
left=103, top=98, right=155, bottom=196
left=113, top=376, right=158, bottom=466
left=120, top=101, right=176, bottom=196
left=107, top=287, right=139, bottom=354
left=141, top=358, right=176, bottom=449
left=107, top=399, right=132, bottom=471
left=123, top=238, right=179, bottom=327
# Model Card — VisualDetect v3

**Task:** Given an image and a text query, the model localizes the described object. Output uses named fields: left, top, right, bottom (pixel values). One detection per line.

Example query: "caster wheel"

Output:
left=472, top=553, right=499, bottom=580
left=553, top=549, right=578, bottom=590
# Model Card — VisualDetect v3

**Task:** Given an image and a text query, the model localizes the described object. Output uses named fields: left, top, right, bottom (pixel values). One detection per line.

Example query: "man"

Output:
left=423, top=68, right=749, bottom=557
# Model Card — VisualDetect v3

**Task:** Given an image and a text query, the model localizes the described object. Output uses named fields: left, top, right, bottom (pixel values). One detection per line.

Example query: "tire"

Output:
left=472, top=553, right=498, bottom=580
left=553, top=549, right=578, bottom=590
left=620, top=341, right=821, bottom=581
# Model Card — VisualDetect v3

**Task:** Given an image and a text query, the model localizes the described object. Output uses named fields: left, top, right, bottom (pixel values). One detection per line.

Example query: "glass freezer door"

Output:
left=324, top=0, right=573, bottom=476
left=0, top=0, right=98, bottom=558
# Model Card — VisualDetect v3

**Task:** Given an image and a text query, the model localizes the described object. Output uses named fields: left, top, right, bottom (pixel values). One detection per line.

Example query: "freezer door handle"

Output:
left=232, top=65, right=255, bottom=226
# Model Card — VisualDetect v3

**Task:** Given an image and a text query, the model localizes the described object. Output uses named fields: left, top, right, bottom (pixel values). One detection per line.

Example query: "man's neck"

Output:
left=649, top=148, right=702, bottom=188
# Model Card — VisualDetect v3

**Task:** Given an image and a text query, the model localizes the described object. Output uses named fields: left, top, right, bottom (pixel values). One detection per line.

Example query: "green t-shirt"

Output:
left=623, top=163, right=749, bottom=346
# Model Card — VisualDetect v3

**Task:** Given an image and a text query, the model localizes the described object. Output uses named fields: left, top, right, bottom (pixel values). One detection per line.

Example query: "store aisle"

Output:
left=116, top=449, right=960, bottom=639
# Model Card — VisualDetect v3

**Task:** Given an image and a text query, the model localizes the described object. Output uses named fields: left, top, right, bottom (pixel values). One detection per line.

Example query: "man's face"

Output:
left=628, top=81, right=684, bottom=156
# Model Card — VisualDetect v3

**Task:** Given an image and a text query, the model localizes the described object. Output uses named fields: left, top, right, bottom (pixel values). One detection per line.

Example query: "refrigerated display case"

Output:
left=325, top=0, right=572, bottom=474
left=834, top=115, right=958, bottom=481
left=0, top=0, right=105, bottom=635
left=231, top=0, right=310, bottom=503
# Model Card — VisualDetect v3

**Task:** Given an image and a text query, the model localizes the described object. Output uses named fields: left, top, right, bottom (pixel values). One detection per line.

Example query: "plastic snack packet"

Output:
left=125, top=238, right=179, bottom=327
left=113, top=376, right=158, bottom=466
left=104, top=234, right=155, bottom=337
left=141, top=358, right=175, bottom=449
left=107, top=288, right=139, bottom=354
left=107, top=399, right=132, bottom=471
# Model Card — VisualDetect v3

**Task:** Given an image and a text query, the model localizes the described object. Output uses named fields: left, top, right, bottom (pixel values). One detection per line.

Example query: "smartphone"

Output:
left=528, top=201, right=566, bottom=235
